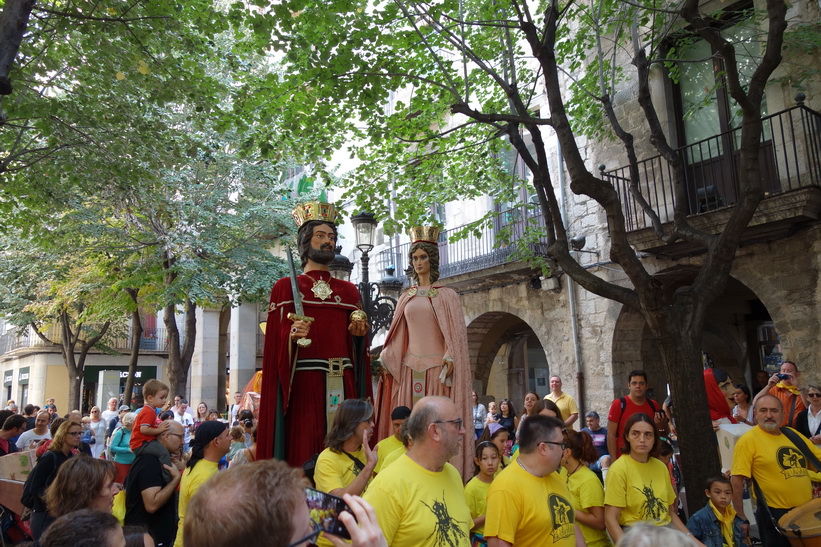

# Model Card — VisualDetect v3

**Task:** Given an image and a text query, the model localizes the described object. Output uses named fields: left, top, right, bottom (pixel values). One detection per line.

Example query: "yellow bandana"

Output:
left=709, top=500, right=736, bottom=547
left=776, top=382, right=801, bottom=395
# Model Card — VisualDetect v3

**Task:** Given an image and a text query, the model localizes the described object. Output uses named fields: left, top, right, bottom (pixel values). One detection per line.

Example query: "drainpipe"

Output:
left=555, top=132, right=586, bottom=416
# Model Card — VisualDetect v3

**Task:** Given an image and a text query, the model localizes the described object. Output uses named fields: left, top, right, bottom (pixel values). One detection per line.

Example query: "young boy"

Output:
left=686, top=475, right=745, bottom=547
left=129, top=379, right=173, bottom=478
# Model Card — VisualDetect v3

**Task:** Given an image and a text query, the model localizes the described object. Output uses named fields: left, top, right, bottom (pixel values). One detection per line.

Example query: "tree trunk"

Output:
left=643, top=297, right=717, bottom=514
left=165, top=299, right=197, bottom=398
left=123, top=288, right=143, bottom=407
left=0, top=0, right=35, bottom=97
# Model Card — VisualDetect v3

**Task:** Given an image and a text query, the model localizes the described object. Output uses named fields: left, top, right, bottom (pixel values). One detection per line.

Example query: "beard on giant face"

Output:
left=307, top=244, right=335, bottom=265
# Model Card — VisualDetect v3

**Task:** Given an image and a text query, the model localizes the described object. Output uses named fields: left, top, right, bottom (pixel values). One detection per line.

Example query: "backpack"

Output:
left=614, top=397, right=660, bottom=438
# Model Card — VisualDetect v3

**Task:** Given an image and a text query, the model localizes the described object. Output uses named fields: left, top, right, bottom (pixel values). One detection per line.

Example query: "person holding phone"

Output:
left=752, top=360, right=806, bottom=427
left=183, top=459, right=388, bottom=547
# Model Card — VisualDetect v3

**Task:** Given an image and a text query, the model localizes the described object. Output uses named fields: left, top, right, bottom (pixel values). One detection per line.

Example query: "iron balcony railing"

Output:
left=600, top=104, right=821, bottom=232
left=0, top=326, right=172, bottom=355
left=373, top=207, right=549, bottom=285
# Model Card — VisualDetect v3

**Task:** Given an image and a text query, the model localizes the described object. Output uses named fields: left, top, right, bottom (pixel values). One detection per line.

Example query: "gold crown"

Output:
left=292, top=201, right=339, bottom=228
left=408, top=226, right=440, bottom=245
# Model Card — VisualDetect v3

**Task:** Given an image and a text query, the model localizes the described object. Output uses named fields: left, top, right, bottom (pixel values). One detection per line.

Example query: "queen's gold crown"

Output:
left=409, top=226, right=440, bottom=244
left=292, top=201, right=339, bottom=228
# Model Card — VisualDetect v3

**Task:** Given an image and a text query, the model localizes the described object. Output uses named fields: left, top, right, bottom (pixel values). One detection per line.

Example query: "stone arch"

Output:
left=466, top=311, right=547, bottom=403
left=611, top=266, right=776, bottom=400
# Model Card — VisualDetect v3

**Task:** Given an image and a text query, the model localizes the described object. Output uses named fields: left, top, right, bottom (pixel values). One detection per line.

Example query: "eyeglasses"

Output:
left=68, top=432, right=83, bottom=436
left=433, top=418, right=463, bottom=429
left=286, top=519, right=321, bottom=547
left=808, top=393, right=821, bottom=398
left=540, top=440, right=567, bottom=450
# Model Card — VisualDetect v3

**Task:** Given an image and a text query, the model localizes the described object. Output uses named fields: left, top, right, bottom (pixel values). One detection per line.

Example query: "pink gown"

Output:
left=376, top=286, right=472, bottom=480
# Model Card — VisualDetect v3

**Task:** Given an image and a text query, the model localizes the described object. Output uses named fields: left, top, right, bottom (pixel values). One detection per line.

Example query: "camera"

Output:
left=776, top=373, right=791, bottom=381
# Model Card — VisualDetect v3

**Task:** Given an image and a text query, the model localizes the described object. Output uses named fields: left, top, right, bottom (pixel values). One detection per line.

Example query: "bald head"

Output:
left=159, top=420, right=185, bottom=453
left=406, top=397, right=450, bottom=441
left=406, top=396, right=464, bottom=466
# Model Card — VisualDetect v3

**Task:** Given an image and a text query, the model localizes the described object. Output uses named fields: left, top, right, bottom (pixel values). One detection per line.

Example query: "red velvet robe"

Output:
left=256, top=271, right=371, bottom=467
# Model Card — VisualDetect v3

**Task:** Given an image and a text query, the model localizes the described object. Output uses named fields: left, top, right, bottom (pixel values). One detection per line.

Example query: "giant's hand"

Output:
left=349, top=320, right=368, bottom=337
left=290, top=320, right=311, bottom=341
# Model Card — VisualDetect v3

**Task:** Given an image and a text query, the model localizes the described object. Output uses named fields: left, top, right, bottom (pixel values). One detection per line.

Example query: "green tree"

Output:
left=238, top=0, right=794, bottom=511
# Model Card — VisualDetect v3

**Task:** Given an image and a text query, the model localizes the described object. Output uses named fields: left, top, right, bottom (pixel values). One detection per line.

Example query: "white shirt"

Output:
left=807, top=406, right=821, bottom=442
left=230, top=403, right=242, bottom=425
left=174, top=412, right=194, bottom=443
left=101, top=409, right=119, bottom=423
left=15, top=429, right=50, bottom=450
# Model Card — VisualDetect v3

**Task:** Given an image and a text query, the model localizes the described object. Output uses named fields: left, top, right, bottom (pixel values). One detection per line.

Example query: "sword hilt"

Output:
left=287, top=313, right=315, bottom=323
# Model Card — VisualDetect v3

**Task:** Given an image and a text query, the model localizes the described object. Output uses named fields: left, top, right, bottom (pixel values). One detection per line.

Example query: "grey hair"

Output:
left=615, top=523, right=692, bottom=547
left=406, top=402, right=439, bottom=441
left=122, top=412, right=137, bottom=427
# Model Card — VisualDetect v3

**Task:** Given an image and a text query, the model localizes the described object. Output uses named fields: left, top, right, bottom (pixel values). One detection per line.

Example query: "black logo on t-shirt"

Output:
left=423, top=491, right=469, bottom=547
left=777, top=446, right=808, bottom=479
left=634, top=481, right=667, bottom=522
left=548, top=494, right=575, bottom=542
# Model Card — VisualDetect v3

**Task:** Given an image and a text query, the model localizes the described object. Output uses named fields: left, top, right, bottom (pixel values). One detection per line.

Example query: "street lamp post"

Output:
left=346, top=213, right=400, bottom=339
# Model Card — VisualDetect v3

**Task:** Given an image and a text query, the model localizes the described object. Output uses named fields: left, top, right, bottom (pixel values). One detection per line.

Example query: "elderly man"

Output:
left=732, top=394, right=821, bottom=547
left=545, top=376, right=579, bottom=430
left=485, top=414, right=583, bottom=546
left=16, top=410, right=50, bottom=450
left=364, top=396, right=471, bottom=547
left=125, top=420, right=184, bottom=547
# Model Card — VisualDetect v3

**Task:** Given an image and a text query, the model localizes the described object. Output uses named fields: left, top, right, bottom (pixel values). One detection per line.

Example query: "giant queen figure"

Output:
left=376, top=226, right=472, bottom=478
left=256, top=202, right=371, bottom=467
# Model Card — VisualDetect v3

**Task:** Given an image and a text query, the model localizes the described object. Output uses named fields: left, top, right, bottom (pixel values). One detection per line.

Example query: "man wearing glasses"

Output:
left=364, top=396, right=472, bottom=546
left=485, top=415, right=584, bottom=546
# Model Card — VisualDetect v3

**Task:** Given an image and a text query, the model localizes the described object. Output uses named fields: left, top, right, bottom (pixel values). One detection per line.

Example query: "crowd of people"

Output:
left=5, top=202, right=818, bottom=545
left=0, top=362, right=814, bottom=546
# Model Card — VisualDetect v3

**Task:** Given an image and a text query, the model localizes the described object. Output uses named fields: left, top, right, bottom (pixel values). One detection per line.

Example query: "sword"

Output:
left=285, top=245, right=314, bottom=348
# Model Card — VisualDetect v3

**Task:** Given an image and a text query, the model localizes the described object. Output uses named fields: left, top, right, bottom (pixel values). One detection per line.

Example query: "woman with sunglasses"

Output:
left=22, top=420, right=83, bottom=540
left=604, top=413, right=702, bottom=545
left=796, top=384, right=821, bottom=447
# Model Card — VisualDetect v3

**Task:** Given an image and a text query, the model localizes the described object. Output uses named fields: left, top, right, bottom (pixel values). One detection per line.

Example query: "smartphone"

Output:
left=305, top=487, right=353, bottom=540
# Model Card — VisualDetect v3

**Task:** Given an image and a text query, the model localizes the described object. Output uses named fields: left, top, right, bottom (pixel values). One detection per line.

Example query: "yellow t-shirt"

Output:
left=375, top=435, right=404, bottom=473
left=464, top=476, right=492, bottom=535
left=485, top=461, right=576, bottom=546
left=546, top=392, right=580, bottom=430
left=173, top=459, right=219, bottom=547
left=381, top=445, right=406, bottom=471
left=732, top=426, right=821, bottom=509
left=566, top=466, right=611, bottom=547
left=363, top=454, right=472, bottom=547
left=604, top=455, right=674, bottom=527
left=315, top=447, right=370, bottom=547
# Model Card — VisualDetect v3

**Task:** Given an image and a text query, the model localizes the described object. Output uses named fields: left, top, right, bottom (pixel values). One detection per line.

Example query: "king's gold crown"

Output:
left=292, top=201, right=339, bottom=228
left=409, top=226, right=441, bottom=244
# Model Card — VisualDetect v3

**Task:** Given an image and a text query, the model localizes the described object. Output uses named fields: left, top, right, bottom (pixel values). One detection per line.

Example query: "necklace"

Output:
left=308, top=272, right=333, bottom=301
left=568, top=462, right=582, bottom=476
left=517, top=458, right=536, bottom=477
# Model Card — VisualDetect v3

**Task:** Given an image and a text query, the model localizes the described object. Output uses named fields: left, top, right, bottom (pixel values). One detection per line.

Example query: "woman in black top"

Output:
left=497, top=398, right=518, bottom=442
left=23, top=420, right=82, bottom=540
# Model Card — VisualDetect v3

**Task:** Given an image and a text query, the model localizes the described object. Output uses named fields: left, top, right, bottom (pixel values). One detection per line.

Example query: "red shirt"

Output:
left=130, top=405, right=160, bottom=450
left=607, top=396, right=660, bottom=455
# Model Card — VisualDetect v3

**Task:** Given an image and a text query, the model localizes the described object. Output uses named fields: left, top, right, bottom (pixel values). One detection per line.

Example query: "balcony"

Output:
left=0, top=326, right=172, bottom=356
left=373, top=207, right=549, bottom=290
left=601, top=104, right=821, bottom=257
